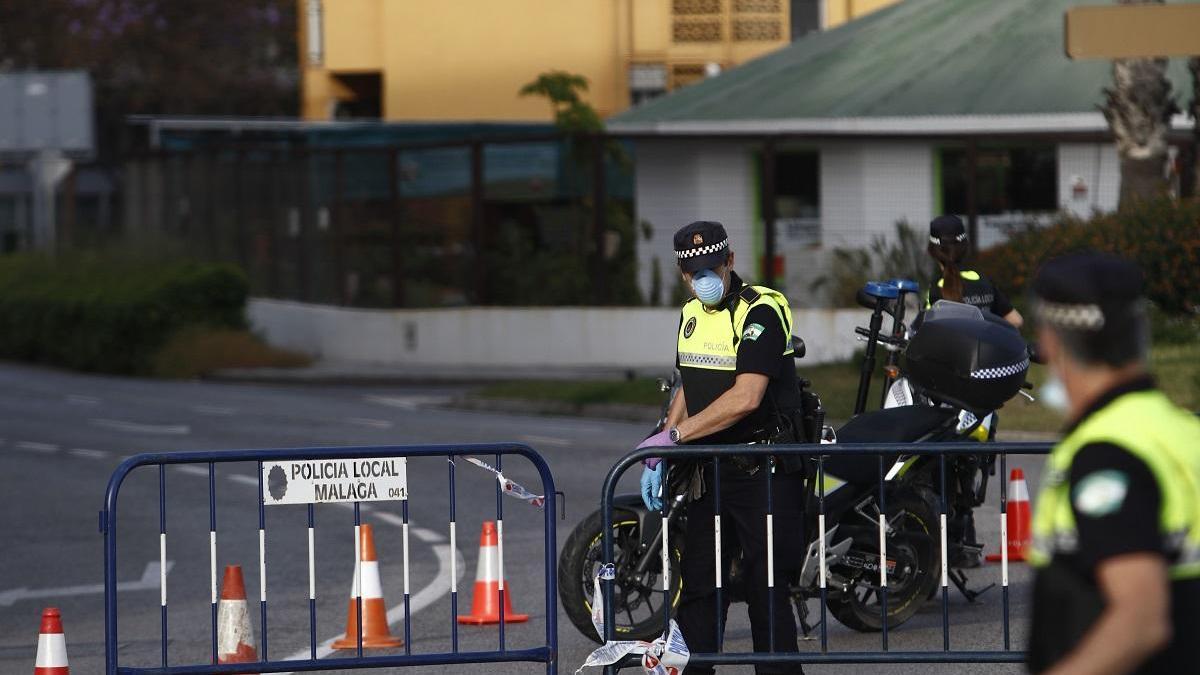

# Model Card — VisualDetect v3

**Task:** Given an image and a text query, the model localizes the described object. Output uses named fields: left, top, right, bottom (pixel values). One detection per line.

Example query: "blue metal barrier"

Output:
left=100, top=443, right=557, bottom=675
left=599, top=441, right=1053, bottom=672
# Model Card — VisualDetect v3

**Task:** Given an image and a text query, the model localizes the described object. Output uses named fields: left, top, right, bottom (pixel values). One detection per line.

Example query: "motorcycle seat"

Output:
left=836, top=406, right=959, bottom=444
left=822, top=407, right=959, bottom=485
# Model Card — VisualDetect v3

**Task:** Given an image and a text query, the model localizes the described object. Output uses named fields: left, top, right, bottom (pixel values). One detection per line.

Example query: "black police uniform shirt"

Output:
left=675, top=271, right=800, bottom=446
left=927, top=270, right=1014, bottom=317
left=1028, top=376, right=1200, bottom=674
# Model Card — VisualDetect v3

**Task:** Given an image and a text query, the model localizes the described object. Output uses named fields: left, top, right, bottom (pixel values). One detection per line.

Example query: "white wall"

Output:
left=634, top=139, right=758, bottom=304
left=249, top=299, right=867, bottom=368
left=1057, top=142, right=1121, bottom=218
left=634, top=138, right=935, bottom=308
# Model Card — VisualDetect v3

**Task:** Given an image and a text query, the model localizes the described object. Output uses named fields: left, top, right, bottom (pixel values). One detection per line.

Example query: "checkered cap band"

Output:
left=969, top=357, right=1030, bottom=380
left=676, top=238, right=729, bottom=260
left=1035, top=300, right=1106, bottom=331
left=929, top=232, right=968, bottom=245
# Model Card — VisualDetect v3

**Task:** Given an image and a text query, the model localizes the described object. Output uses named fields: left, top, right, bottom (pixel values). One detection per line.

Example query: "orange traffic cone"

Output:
left=987, top=468, right=1032, bottom=563
left=216, top=565, right=258, bottom=671
left=333, top=523, right=402, bottom=649
left=458, top=521, right=529, bottom=625
left=34, top=607, right=69, bottom=675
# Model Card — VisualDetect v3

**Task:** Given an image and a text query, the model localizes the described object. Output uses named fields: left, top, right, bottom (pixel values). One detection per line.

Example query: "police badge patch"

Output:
left=683, top=316, right=697, bottom=339
left=742, top=323, right=765, bottom=341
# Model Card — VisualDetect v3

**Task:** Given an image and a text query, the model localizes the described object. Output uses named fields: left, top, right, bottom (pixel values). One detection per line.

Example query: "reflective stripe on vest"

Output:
left=677, top=286, right=792, bottom=372
left=1029, top=390, right=1200, bottom=580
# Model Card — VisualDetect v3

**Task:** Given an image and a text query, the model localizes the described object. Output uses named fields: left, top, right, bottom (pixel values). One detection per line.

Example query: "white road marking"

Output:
left=369, top=511, right=444, bottom=543
left=228, top=474, right=258, bottom=487
left=68, top=448, right=108, bottom=460
left=364, top=394, right=453, bottom=411
left=534, top=423, right=603, bottom=435
left=66, top=394, right=100, bottom=406
left=91, top=418, right=190, bottom=435
left=175, top=465, right=209, bottom=477
left=278, top=542, right=463, bottom=672
left=0, top=561, right=172, bottom=607
left=519, top=434, right=571, bottom=447
left=15, top=441, right=58, bottom=454
left=347, top=417, right=394, bottom=429
left=192, top=405, right=235, bottom=416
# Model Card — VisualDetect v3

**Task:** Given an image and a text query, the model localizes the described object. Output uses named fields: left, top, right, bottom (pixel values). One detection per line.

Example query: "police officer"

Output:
left=636, top=221, right=806, bottom=674
left=926, top=215, right=1023, bottom=328
left=1027, top=252, right=1200, bottom=674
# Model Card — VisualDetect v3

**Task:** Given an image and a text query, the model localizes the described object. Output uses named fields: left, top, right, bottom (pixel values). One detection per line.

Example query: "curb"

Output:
left=448, top=396, right=661, bottom=424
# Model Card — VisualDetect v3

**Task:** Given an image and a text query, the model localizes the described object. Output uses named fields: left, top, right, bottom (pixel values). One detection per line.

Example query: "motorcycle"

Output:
left=558, top=281, right=1034, bottom=643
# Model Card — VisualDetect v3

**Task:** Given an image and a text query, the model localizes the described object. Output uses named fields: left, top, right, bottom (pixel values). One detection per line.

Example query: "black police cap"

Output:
left=674, top=221, right=730, bottom=273
left=1032, top=252, right=1143, bottom=332
left=929, top=215, right=967, bottom=246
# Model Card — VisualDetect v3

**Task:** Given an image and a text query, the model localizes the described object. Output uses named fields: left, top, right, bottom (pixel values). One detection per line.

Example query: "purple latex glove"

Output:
left=637, top=429, right=675, bottom=469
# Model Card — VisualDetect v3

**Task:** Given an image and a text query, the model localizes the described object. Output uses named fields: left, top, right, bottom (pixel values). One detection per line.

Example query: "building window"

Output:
left=774, top=151, right=820, bottom=247
left=938, top=144, right=1057, bottom=215
left=733, top=19, right=782, bottom=41
left=629, top=64, right=667, bottom=106
left=790, top=0, right=820, bottom=38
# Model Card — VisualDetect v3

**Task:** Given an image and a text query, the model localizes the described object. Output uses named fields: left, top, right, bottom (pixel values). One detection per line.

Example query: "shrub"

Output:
left=811, top=220, right=936, bottom=306
left=151, top=328, right=311, bottom=379
left=0, top=253, right=248, bottom=374
left=977, top=198, right=1200, bottom=315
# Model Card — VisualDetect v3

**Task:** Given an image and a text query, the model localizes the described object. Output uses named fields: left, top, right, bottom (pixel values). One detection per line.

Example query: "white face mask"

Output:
left=1040, top=372, right=1070, bottom=414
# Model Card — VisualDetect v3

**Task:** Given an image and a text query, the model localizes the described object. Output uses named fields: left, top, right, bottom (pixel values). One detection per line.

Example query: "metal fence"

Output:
left=118, top=133, right=639, bottom=308
left=100, top=443, right=558, bottom=674
left=598, top=441, right=1054, bottom=671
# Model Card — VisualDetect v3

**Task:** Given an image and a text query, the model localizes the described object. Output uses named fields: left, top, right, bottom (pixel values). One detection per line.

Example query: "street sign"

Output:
left=1065, top=4, right=1200, bottom=59
left=262, top=457, right=408, bottom=505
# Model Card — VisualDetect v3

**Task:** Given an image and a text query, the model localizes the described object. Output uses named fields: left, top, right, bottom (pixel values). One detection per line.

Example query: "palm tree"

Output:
left=1100, top=0, right=1178, bottom=208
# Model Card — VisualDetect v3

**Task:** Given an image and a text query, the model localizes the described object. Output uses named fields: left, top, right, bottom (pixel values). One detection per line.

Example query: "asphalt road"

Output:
left=0, top=361, right=1046, bottom=674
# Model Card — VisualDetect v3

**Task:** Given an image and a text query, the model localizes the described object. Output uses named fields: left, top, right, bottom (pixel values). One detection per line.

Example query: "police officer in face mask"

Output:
left=1027, top=252, right=1200, bottom=675
left=635, top=221, right=807, bottom=674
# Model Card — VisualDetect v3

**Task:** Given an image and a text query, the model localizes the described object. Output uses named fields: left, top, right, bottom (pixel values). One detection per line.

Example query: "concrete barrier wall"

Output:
left=249, top=299, right=868, bottom=369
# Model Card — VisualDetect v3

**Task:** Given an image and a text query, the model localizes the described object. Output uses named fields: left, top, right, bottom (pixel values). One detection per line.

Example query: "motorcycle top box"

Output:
left=903, top=300, right=1029, bottom=415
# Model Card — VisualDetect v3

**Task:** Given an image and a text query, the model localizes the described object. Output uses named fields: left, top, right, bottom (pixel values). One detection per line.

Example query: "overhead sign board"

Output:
left=1065, top=5, right=1200, bottom=59
left=262, top=457, right=408, bottom=506
left=0, top=71, right=94, bottom=158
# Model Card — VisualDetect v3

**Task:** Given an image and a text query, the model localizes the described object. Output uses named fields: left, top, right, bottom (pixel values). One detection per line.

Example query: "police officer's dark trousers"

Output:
left=677, top=461, right=806, bottom=675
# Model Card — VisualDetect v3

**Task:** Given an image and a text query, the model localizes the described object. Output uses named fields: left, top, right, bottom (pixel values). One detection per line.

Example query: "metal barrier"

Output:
left=100, top=443, right=558, bottom=674
left=599, top=441, right=1053, bottom=671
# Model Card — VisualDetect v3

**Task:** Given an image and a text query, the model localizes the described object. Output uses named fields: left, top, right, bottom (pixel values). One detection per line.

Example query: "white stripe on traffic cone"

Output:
left=34, top=607, right=69, bottom=674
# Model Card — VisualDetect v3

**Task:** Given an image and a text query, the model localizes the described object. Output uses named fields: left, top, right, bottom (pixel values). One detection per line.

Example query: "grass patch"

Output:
left=478, top=378, right=669, bottom=407
left=475, top=342, right=1200, bottom=433
left=151, top=328, right=312, bottom=379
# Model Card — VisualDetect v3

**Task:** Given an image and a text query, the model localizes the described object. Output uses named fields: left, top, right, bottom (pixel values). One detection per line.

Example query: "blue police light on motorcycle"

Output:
left=889, top=279, right=919, bottom=293
left=863, top=281, right=899, bottom=299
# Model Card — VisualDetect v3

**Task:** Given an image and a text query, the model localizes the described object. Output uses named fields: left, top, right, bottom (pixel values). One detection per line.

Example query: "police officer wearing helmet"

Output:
left=926, top=215, right=1023, bottom=329
left=635, top=221, right=807, bottom=674
left=1027, top=253, right=1200, bottom=674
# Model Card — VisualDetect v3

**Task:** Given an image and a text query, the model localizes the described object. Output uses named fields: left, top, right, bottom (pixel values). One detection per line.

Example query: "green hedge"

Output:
left=0, top=254, right=248, bottom=374
left=977, top=198, right=1200, bottom=315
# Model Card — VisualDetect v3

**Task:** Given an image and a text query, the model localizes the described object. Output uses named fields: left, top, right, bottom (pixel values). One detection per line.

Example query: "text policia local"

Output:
left=290, top=459, right=404, bottom=481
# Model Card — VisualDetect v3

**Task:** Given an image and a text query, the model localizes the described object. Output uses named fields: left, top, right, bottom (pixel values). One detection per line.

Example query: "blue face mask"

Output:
left=691, top=268, right=726, bottom=306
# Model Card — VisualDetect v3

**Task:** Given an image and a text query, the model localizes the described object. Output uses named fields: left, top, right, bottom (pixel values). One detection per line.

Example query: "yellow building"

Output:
left=298, top=0, right=898, bottom=122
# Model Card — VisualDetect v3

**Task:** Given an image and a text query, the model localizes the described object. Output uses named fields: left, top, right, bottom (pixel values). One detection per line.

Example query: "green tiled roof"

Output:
left=611, top=0, right=1195, bottom=126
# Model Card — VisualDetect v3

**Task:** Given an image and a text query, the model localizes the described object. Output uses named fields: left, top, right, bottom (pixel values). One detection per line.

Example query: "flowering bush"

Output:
left=977, top=198, right=1200, bottom=315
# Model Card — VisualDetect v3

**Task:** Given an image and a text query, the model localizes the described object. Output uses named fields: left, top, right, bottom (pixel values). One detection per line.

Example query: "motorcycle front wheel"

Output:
left=557, top=508, right=683, bottom=644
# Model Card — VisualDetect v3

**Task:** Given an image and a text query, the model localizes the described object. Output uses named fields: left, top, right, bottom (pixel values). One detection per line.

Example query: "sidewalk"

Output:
left=210, top=360, right=672, bottom=386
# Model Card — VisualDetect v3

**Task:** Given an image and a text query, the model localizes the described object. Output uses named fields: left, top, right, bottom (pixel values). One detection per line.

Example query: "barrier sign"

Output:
left=261, top=457, right=408, bottom=505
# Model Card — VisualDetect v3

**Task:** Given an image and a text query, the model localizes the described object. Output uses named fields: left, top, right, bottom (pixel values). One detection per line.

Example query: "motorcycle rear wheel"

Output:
left=827, top=492, right=940, bottom=632
left=558, top=508, right=683, bottom=644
